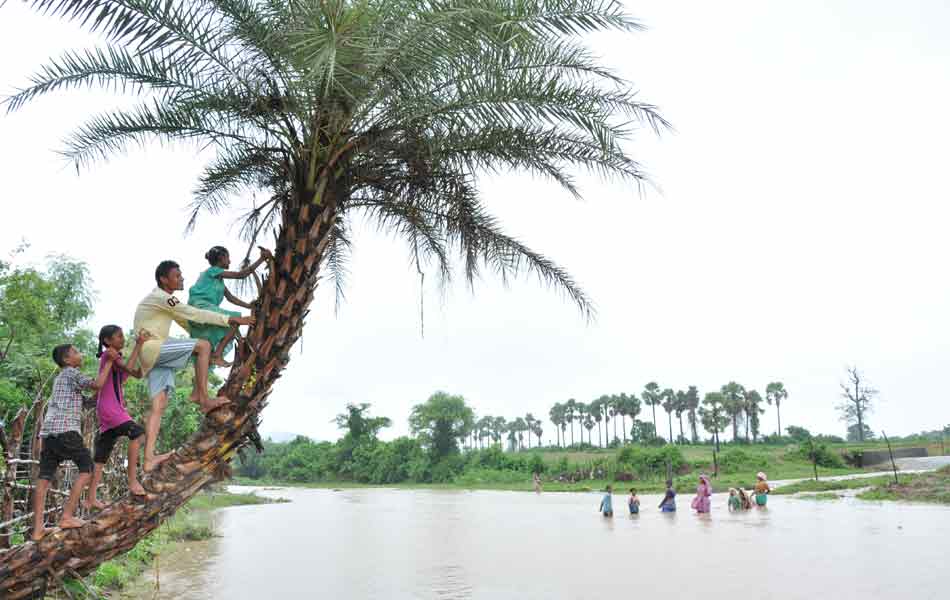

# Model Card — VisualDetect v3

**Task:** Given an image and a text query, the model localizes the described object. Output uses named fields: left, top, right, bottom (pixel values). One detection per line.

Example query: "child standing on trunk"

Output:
left=188, top=246, right=271, bottom=368
left=85, top=327, right=151, bottom=510
left=31, top=343, right=118, bottom=541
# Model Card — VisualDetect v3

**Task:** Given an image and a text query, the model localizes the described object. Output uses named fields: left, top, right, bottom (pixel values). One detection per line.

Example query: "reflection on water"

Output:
left=142, top=487, right=950, bottom=600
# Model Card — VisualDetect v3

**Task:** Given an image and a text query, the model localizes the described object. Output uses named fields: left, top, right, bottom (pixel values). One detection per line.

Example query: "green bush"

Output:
left=615, top=446, right=685, bottom=479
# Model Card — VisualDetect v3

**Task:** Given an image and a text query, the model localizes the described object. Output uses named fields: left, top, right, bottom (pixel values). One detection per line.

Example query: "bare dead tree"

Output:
left=838, top=366, right=878, bottom=442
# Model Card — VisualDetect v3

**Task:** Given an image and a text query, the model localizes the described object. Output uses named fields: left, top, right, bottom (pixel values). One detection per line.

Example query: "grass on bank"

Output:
left=52, top=489, right=283, bottom=598
left=856, top=465, right=950, bottom=504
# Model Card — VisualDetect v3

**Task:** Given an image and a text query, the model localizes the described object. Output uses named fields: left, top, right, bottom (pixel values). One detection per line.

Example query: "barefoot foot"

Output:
left=211, top=355, right=232, bottom=368
left=200, top=395, right=231, bottom=414
left=143, top=452, right=173, bottom=473
left=84, top=499, right=107, bottom=511
left=59, top=516, right=86, bottom=530
left=30, top=527, right=55, bottom=542
left=129, top=482, right=147, bottom=496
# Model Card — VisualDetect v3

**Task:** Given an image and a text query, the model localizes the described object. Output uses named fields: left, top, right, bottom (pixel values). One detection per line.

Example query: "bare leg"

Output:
left=192, top=339, right=229, bottom=414
left=211, top=325, right=239, bottom=368
left=59, top=472, right=90, bottom=530
left=144, top=391, right=172, bottom=472
left=128, top=436, right=146, bottom=496
left=31, top=479, right=54, bottom=541
left=84, top=464, right=107, bottom=510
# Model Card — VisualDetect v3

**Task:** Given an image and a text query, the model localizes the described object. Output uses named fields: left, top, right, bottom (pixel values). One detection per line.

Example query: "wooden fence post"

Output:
left=881, top=431, right=900, bottom=485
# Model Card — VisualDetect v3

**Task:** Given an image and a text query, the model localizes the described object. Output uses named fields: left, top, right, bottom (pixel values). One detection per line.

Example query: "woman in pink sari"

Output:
left=691, top=474, right=712, bottom=513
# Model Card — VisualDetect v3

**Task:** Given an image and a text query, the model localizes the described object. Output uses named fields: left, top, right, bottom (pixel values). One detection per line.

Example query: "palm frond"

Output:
left=324, top=219, right=351, bottom=316
left=62, top=99, right=252, bottom=169
left=4, top=45, right=207, bottom=113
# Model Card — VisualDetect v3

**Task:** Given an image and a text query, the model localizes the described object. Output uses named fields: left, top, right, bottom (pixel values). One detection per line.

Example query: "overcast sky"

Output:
left=1, top=1, right=948, bottom=444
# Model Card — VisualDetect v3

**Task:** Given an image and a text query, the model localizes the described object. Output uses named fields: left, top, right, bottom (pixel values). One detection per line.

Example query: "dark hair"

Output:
left=630, top=488, right=636, bottom=493
left=52, top=344, right=73, bottom=368
left=97, top=325, right=123, bottom=358
left=155, top=260, right=180, bottom=286
left=205, top=246, right=229, bottom=266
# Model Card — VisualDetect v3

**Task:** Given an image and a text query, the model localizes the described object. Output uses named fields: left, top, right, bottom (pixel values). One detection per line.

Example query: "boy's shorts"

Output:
left=147, top=339, right=197, bottom=398
left=94, top=420, right=146, bottom=464
left=39, top=431, right=93, bottom=480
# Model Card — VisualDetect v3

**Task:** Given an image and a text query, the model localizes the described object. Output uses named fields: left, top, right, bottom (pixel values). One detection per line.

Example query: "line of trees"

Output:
left=538, top=382, right=790, bottom=450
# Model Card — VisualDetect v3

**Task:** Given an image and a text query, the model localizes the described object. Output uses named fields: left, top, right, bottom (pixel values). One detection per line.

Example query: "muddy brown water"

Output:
left=135, top=485, right=950, bottom=599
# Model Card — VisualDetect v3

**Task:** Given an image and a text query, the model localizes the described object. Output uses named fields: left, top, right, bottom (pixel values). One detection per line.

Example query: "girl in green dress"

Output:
left=188, top=246, right=272, bottom=367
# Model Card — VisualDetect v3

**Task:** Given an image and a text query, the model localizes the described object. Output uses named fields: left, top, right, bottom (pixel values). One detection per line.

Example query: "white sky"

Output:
left=1, top=1, right=948, bottom=443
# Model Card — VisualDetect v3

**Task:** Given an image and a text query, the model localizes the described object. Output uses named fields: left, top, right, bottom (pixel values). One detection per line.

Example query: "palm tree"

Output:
left=765, top=382, right=789, bottom=438
left=532, top=420, right=544, bottom=448
left=673, top=390, right=688, bottom=444
left=609, top=394, right=619, bottom=443
left=660, top=388, right=675, bottom=443
left=744, top=389, right=764, bottom=442
left=525, top=413, right=536, bottom=449
left=583, top=412, right=595, bottom=446
left=477, top=416, right=493, bottom=449
left=700, top=392, right=728, bottom=452
left=0, top=0, right=665, bottom=586
left=592, top=399, right=604, bottom=448
left=513, top=417, right=528, bottom=451
left=643, top=382, right=661, bottom=440
left=548, top=403, right=563, bottom=448
left=619, top=393, right=640, bottom=444
left=492, top=416, right=508, bottom=449
left=575, top=402, right=587, bottom=446
left=685, top=386, right=700, bottom=443
left=565, top=399, right=577, bottom=448
left=720, top=382, right=746, bottom=442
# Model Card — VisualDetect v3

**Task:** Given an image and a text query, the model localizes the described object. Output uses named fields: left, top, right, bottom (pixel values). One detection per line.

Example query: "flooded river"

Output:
left=139, top=486, right=950, bottom=599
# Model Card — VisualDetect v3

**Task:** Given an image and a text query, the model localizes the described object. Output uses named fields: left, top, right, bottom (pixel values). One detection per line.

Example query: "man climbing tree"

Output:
left=134, top=260, right=254, bottom=471
left=0, top=0, right=665, bottom=593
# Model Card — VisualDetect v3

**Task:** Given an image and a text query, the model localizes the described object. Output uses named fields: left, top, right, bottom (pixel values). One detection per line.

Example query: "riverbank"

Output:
left=774, top=465, right=950, bottom=504
left=53, top=489, right=285, bottom=598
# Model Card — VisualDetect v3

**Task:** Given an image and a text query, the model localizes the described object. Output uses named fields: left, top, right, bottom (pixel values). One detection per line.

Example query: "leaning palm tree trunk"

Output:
left=0, top=200, right=331, bottom=595
left=0, top=1, right=665, bottom=594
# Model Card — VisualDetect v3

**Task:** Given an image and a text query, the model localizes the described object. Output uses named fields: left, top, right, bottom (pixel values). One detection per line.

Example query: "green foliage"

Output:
left=409, top=391, right=474, bottom=460
left=785, top=425, right=812, bottom=442
left=629, top=419, right=655, bottom=443
left=615, top=445, right=685, bottom=478
left=0, top=254, right=96, bottom=417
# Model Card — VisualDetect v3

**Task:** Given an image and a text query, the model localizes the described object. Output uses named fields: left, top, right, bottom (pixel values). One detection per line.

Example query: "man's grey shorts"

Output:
left=147, top=339, right=197, bottom=398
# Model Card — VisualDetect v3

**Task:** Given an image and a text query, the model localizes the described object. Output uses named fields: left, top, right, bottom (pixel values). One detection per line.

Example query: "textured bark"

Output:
left=0, top=197, right=336, bottom=597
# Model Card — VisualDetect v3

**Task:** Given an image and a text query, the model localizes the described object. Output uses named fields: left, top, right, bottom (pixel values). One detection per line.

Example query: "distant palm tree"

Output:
left=643, top=382, right=661, bottom=440
left=576, top=402, right=588, bottom=446
left=592, top=399, right=604, bottom=447
left=673, top=390, right=688, bottom=443
left=744, top=389, right=765, bottom=442
left=766, top=382, right=789, bottom=438
left=661, top=388, right=675, bottom=443
left=565, top=399, right=577, bottom=448
left=525, top=413, right=536, bottom=449
left=720, top=382, right=747, bottom=442
left=685, top=386, right=701, bottom=443
left=0, top=0, right=666, bottom=586
left=549, top=403, right=563, bottom=448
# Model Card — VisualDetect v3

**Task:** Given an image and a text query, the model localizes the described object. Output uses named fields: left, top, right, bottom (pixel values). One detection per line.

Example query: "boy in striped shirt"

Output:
left=31, top=343, right=118, bottom=542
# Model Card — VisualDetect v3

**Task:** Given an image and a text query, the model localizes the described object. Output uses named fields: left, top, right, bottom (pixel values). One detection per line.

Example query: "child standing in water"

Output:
left=754, top=472, right=771, bottom=506
left=86, top=327, right=150, bottom=509
left=188, top=246, right=271, bottom=367
left=728, top=488, right=741, bottom=512
left=659, top=480, right=677, bottom=512
left=691, top=474, right=712, bottom=513
left=599, top=485, right=614, bottom=517
left=628, top=488, right=640, bottom=514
